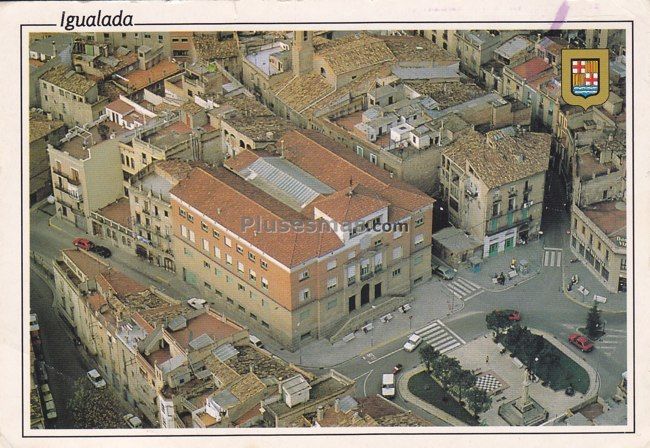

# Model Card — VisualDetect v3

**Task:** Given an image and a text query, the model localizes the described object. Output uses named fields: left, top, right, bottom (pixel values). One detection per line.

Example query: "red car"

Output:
left=73, top=238, right=94, bottom=251
left=568, top=333, right=594, bottom=352
left=508, top=311, right=521, bottom=321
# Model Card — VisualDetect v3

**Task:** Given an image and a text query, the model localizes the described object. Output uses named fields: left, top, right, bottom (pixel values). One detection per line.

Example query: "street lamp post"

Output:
left=297, top=321, right=302, bottom=365
left=409, top=315, right=413, bottom=330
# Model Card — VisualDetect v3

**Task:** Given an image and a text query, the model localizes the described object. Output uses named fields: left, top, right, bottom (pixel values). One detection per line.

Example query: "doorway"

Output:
left=361, top=284, right=370, bottom=306
left=374, top=282, right=382, bottom=299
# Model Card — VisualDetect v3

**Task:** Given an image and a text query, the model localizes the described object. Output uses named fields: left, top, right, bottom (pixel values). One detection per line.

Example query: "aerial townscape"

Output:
left=28, top=29, right=627, bottom=430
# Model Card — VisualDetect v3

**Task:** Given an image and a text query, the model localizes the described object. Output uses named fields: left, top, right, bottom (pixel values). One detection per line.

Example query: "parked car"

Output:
left=432, top=264, right=456, bottom=280
left=29, top=313, right=40, bottom=333
left=508, top=310, right=521, bottom=321
left=90, top=245, right=112, bottom=258
left=249, top=335, right=264, bottom=349
left=187, top=297, right=207, bottom=310
left=568, top=333, right=594, bottom=352
left=37, top=361, right=48, bottom=382
left=73, top=238, right=94, bottom=251
left=381, top=373, right=396, bottom=398
left=123, top=413, right=143, bottom=428
left=86, top=369, right=107, bottom=388
left=44, top=399, right=57, bottom=420
left=403, top=334, right=423, bottom=352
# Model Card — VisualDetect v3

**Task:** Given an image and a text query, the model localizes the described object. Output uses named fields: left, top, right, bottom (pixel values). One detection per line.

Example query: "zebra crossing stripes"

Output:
left=415, top=320, right=466, bottom=354
left=543, top=248, right=562, bottom=267
left=446, top=277, right=483, bottom=301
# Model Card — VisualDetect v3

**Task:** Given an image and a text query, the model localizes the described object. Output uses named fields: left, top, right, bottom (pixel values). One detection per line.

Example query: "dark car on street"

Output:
left=90, top=245, right=112, bottom=258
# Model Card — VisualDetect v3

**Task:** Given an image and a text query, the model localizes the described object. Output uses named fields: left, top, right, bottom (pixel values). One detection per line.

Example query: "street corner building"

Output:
left=169, top=129, right=435, bottom=349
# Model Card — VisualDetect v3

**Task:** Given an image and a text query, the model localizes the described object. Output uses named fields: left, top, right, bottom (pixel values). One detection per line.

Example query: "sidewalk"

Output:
left=264, top=277, right=465, bottom=368
left=562, top=259, right=626, bottom=314
left=459, top=240, right=543, bottom=293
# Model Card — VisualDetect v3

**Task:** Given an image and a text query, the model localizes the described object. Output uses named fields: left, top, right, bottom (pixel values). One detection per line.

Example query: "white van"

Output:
left=381, top=373, right=396, bottom=398
left=249, top=335, right=264, bottom=349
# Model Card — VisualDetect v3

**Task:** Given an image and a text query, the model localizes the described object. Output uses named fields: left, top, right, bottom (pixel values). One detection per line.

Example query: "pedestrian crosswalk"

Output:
left=445, top=277, right=483, bottom=301
left=415, top=319, right=466, bottom=354
left=543, top=247, right=563, bottom=267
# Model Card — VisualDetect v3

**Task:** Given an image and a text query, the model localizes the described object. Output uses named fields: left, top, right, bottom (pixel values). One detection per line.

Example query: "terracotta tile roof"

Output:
left=120, top=59, right=182, bottom=92
left=96, top=270, right=147, bottom=297
left=97, top=197, right=132, bottom=229
left=154, top=159, right=195, bottom=182
left=582, top=201, right=626, bottom=239
left=442, top=129, right=551, bottom=189
left=86, top=293, right=108, bottom=313
left=223, top=149, right=261, bottom=171
left=511, top=57, right=552, bottom=81
left=274, top=73, right=333, bottom=112
left=315, top=33, right=396, bottom=75
left=167, top=311, right=241, bottom=350
left=180, top=101, right=205, bottom=115
left=40, top=64, right=96, bottom=96
left=380, top=35, right=456, bottom=64
left=229, top=372, right=266, bottom=401
left=106, top=98, right=135, bottom=116
left=170, top=166, right=344, bottom=267
left=314, top=183, right=389, bottom=223
left=29, top=111, right=64, bottom=143
left=62, top=248, right=108, bottom=279
left=204, top=356, right=241, bottom=387
left=280, top=130, right=433, bottom=212
left=193, top=34, right=240, bottom=60
left=404, top=81, right=486, bottom=109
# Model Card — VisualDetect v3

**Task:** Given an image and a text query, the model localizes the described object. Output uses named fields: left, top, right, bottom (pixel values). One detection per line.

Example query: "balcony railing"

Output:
left=347, top=277, right=356, bottom=286
left=360, top=270, right=373, bottom=281
left=53, top=168, right=81, bottom=186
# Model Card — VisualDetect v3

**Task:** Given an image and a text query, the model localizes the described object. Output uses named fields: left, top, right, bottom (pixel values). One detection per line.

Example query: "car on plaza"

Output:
left=123, top=413, right=143, bottom=429
left=403, top=334, right=423, bottom=352
left=73, top=238, right=94, bottom=251
left=568, top=333, right=594, bottom=352
left=432, top=264, right=456, bottom=280
left=90, top=245, right=112, bottom=258
left=187, top=297, right=207, bottom=310
left=86, top=369, right=107, bottom=389
left=381, top=374, right=396, bottom=398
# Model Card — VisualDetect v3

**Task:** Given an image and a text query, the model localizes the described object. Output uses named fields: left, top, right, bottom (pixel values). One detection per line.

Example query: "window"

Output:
left=393, top=246, right=403, bottom=260
left=248, top=252, right=256, bottom=262
left=238, top=305, right=245, bottom=312
left=226, top=254, right=233, bottom=265
left=508, top=197, right=516, bottom=211
left=201, top=222, right=208, bottom=232
left=187, top=214, right=194, bottom=223
left=225, top=237, right=232, bottom=247
left=369, top=153, right=377, bottom=164
left=214, top=267, right=221, bottom=276
left=605, top=250, right=609, bottom=261
left=179, top=208, right=187, bottom=217
left=414, top=254, right=423, bottom=265
left=327, top=298, right=337, bottom=310
left=203, top=260, right=210, bottom=269
left=492, top=201, right=501, bottom=217
left=415, top=216, right=424, bottom=227
left=213, top=229, right=220, bottom=239
left=393, top=229, right=403, bottom=239
left=327, top=277, right=337, bottom=290
left=237, top=262, right=244, bottom=273
left=189, top=230, right=195, bottom=243
left=300, top=270, right=310, bottom=281
left=226, top=297, right=234, bottom=305
left=262, top=321, right=270, bottom=329
left=238, top=283, right=245, bottom=291
left=214, top=246, right=221, bottom=258
left=582, top=225, right=585, bottom=235
left=348, top=251, right=356, bottom=260
left=181, top=224, right=188, bottom=238
left=261, top=259, right=268, bottom=270
left=249, top=269, right=257, bottom=281
left=320, top=67, right=326, bottom=77
left=601, top=267, right=609, bottom=281
left=261, top=277, right=269, bottom=289
left=414, top=234, right=424, bottom=246
left=621, top=257, right=626, bottom=271
left=249, top=313, right=257, bottom=321
left=392, top=268, right=401, bottom=277
left=300, top=289, right=310, bottom=301
left=327, top=259, right=337, bottom=271
left=204, top=282, right=211, bottom=290
left=202, top=238, right=209, bottom=252
left=236, top=244, right=244, bottom=254
left=356, top=145, right=364, bottom=157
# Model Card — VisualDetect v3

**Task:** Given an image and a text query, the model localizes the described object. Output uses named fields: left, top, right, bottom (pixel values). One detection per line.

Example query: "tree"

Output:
left=68, top=378, right=128, bottom=429
left=432, top=355, right=461, bottom=392
left=419, top=345, right=440, bottom=372
left=456, top=368, right=477, bottom=402
left=485, top=311, right=510, bottom=331
left=585, top=303, right=602, bottom=339
left=465, top=387, right=491, bottom=417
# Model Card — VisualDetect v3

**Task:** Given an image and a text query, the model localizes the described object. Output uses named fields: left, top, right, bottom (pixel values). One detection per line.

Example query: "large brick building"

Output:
left=170, top=129, right=434, bottom=348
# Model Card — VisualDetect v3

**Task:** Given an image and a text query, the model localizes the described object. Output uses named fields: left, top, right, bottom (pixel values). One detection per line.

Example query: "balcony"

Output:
left=360, top=269, right=373, bottom=281
left=347, top=277, right=356, bottom=287
left=53, top=168, right=81, bottom=186
left=54, top=183, right=83, bottom=202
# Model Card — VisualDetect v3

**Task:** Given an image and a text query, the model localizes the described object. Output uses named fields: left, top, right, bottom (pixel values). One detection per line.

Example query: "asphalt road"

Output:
left=30, top=268, right=87, bottom=428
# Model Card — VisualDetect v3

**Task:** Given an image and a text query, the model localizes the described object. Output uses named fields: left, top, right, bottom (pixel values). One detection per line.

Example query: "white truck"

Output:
left=381, top=373, right=396, bottom=399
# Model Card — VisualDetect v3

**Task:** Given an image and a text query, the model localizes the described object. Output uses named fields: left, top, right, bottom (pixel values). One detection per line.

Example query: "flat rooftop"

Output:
left=245, top=42, right=286, bottom=75
left=581, top=201, right=626, bottom=241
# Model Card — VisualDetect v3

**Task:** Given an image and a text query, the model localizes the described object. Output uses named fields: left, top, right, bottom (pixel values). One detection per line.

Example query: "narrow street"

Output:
left=30, top=268, right=87, bottom=428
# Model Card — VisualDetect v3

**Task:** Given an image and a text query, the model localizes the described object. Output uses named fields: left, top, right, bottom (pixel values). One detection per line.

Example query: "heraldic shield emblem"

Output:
left=562, top=48, right=609, bottom=109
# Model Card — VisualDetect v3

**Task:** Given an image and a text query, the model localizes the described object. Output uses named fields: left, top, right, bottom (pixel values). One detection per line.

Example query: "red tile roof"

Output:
left=106, top=98, right=135, bottom=116
left=512, top=57, right=552, bottom=81
left=121, top=59, right=182, bottom=92
left=314, top=183, right=389, bottom=223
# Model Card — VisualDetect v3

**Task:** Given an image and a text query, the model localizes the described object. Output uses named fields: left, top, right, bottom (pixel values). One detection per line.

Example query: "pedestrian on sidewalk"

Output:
left=485, top=355, right=489, bottom=364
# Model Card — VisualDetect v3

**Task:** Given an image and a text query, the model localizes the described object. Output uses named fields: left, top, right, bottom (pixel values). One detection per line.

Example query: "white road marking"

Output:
left=368, top=347, right=404, bottom=365
left=363, top=369, right=374, bottom=396
left=437, top=319, right=466, bottom=345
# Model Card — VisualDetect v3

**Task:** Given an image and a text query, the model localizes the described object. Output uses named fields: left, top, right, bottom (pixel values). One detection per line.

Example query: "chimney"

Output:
left=334, top=398, right=340, bottom=413
left=316, top=406, right=324, bottom=422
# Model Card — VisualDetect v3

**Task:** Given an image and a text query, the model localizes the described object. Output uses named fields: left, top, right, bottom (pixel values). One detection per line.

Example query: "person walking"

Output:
left=485, top=355, right=489, bottom=364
